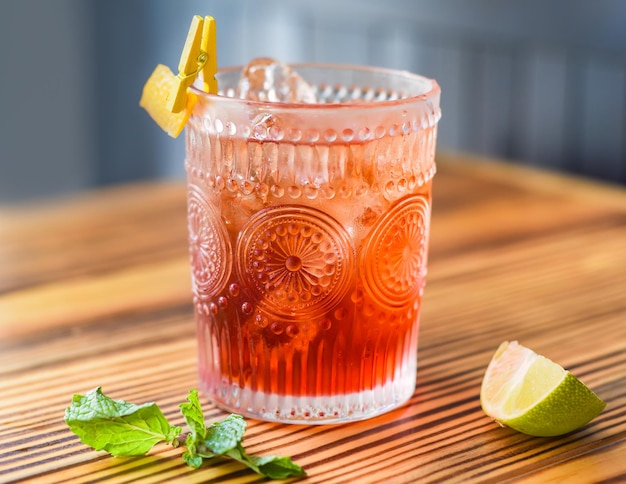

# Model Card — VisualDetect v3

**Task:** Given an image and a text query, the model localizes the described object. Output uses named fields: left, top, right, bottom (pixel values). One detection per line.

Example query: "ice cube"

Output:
left=237, top=57, right=317, bottom=103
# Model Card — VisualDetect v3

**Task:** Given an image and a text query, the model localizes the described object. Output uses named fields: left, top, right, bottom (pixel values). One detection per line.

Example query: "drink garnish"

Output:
left=64, top=387, right=306, bottom=479
left=139, top=15, right=217, bottom=137
left=480, top=341, right=606, bottom=436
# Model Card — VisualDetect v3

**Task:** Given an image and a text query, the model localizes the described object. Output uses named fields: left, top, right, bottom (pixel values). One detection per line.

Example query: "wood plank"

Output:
left=0, top=155, right=624, bottom=483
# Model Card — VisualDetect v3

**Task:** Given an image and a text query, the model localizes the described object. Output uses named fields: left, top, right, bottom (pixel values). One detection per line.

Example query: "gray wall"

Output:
left=1, top=0, right=625, bottom=203
left=0, top=0, right=96, bottom=202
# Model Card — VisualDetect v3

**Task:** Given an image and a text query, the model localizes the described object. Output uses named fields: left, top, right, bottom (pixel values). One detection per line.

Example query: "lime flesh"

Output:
left=480, top=341, right=606, bottom=437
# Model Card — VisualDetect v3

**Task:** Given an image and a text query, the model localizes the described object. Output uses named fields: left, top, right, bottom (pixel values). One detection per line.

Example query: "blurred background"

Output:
left=1, top=0, right=625, bottom=203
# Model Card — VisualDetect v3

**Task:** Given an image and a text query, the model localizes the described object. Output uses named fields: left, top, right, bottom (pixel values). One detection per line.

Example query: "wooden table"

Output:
left=1, top=153, right=625, bottom=483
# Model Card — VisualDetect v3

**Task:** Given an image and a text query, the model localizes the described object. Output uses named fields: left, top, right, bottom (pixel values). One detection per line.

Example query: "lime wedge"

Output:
left=480, top=341, right=606, bottom=437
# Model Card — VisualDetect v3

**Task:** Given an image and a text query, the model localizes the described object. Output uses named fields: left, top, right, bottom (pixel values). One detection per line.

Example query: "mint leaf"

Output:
left=180, top=389, right=206, bottom=439
left=225, top=443, right=306, bottom=479
left=180, top=389, right=209, bottom=468
left=182, top=448, right=204, bottom=469
left=251, top=454, right=307, bottom=479
left=65, top=388, right=306, bottom=479
left=64, top=387, right=181, bottom=456
left=204, top=414, right=246, bottom=455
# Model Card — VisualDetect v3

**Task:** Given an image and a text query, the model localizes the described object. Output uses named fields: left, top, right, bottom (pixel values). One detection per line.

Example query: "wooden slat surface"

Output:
left=1, top=153, right=625, bottom=483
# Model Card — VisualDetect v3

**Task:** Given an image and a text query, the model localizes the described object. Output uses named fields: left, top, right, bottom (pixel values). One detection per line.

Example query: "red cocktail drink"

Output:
left=186, top=63, right=441, bottom=423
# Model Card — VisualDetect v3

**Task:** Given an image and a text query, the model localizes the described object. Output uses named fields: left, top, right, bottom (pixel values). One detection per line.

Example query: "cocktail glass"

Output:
left=185, top=63, right=441, bottom=424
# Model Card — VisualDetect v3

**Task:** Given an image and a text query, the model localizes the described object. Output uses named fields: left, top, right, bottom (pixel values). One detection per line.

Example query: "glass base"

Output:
left=200, top=370, right=417, bottom=425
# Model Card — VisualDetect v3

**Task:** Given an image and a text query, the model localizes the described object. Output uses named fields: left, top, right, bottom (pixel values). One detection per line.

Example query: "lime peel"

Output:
left=480, top=341, right=606, bottom=437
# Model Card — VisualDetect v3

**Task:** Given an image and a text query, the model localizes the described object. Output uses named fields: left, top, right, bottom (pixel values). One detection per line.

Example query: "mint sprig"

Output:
left=64, top=387, right=181, bottom=456
left=64, top=388, right=306, bottom=480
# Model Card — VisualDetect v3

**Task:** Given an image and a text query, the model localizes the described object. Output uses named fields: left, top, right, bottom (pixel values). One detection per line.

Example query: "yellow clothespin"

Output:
left=140, top=15, right=218, bottom=137
left=168, top=15, right=218, bottom=113
left=201, top=16, right=218, bottom=95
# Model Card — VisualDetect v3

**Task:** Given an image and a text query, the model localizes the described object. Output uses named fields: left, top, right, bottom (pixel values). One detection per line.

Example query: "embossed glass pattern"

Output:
left=187, top=64, right=441, bottom=423
left=236, top=205, right=354, bottom=317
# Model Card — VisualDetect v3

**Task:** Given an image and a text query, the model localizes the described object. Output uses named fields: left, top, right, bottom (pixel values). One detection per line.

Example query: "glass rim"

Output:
left=190, top=62, right=441, bottom=110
